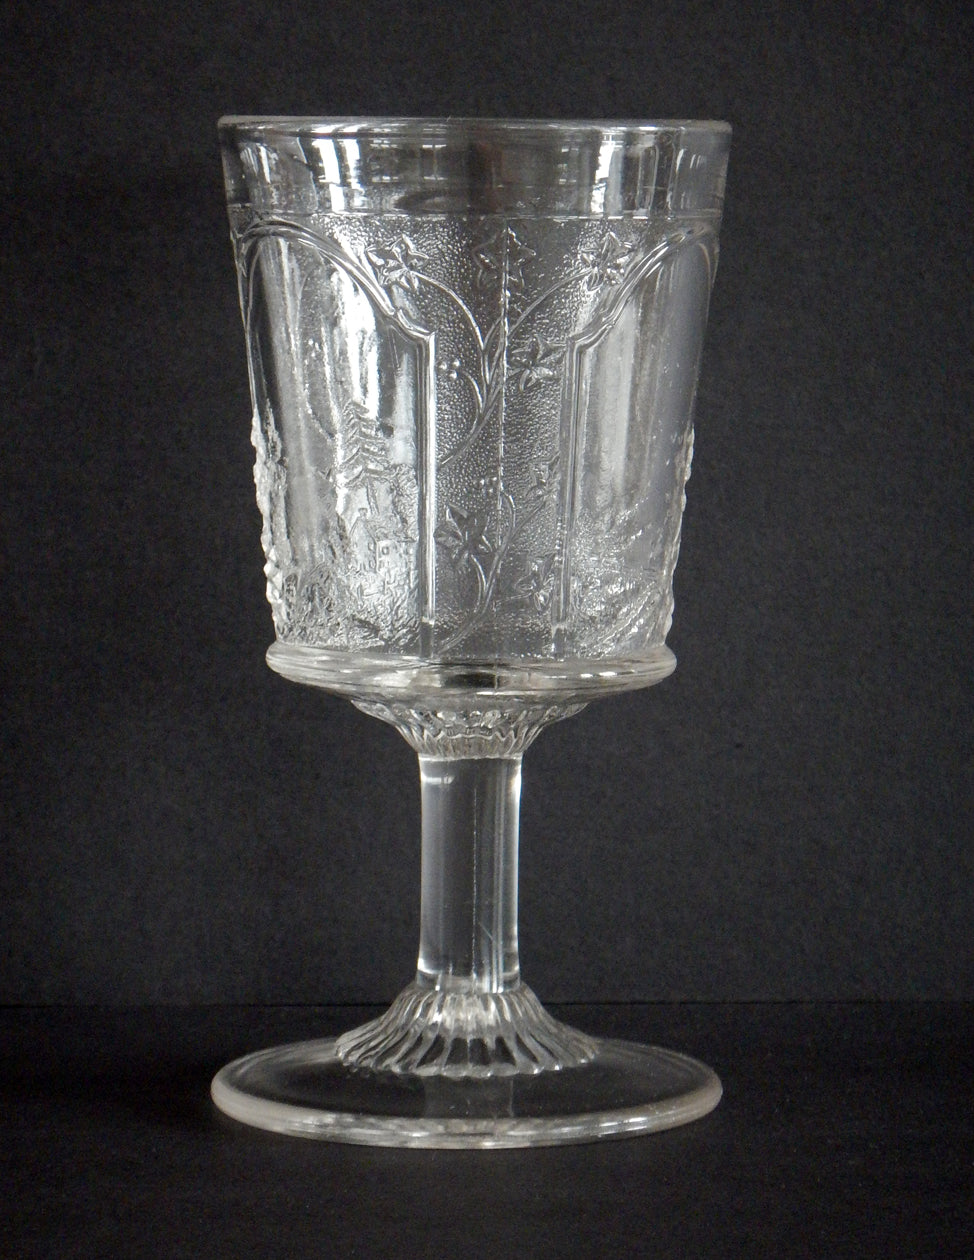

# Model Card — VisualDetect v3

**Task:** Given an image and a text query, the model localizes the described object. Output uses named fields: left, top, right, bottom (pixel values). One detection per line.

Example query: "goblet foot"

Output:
left=211, top=985, right=721, bottom=1148
left=333, top=981, right=600, bottom=1076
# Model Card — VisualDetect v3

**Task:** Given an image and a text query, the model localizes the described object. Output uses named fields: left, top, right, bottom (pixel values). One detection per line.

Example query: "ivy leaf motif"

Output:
left=366, top=235, right=428, bottom=293
left=435, top=504, right=492, bottom=571
left=474, top=228, right=536, bottom=292
left=579, top=231, right=634, bottom=291
left=514, top=554, right=555, bottom=612
left=527, top=453, right=560, bottom=505
left=511, top=337, right=564, bottom=391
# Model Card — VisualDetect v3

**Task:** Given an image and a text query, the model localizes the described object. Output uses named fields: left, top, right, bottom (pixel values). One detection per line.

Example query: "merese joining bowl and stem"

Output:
left=211, top=116, right=731, bottom=1148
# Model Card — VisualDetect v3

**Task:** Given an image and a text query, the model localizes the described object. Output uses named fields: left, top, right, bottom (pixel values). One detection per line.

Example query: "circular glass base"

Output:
left=211, top=1033, right=721, bottom=1149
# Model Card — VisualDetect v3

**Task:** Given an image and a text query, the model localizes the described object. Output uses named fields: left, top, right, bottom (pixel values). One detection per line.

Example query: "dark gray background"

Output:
left=2, top=0, right=970, bottom=1005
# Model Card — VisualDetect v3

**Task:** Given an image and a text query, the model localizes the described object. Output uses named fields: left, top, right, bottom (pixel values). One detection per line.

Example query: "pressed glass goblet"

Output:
left=212, top=116, right=730, bottom=1147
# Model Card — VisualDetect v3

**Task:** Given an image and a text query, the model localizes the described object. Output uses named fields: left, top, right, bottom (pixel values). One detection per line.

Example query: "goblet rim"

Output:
left=217, top=114, right=732, bottom=140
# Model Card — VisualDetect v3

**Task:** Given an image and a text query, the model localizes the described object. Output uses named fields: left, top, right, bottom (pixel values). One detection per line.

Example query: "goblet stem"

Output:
left=416, top=755, right=521, bottom=993
left=332, top=717, right=599, bottom=1077
left=212, top=700, right=722, bottom=1138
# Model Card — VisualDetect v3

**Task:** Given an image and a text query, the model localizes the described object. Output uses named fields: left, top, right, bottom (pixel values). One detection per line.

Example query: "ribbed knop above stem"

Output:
left=352, top=699, right=584, bottom=757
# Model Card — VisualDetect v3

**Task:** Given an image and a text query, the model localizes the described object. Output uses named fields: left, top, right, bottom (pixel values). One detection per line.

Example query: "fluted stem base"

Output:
left=333, top=980, right=598, bottom=1077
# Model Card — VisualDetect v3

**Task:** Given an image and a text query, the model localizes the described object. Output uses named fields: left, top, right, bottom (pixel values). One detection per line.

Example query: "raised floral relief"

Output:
left=527, top=454, right=560, bottom=503
left=510, top=337, right=564, bottom=392
left=578, top=230, right=635, bottom=289
left=434, top=504, right=493, bottom=578
left=239, top=214, right=711, bottom=657
left=513, top=554, right=556, bottom=613
left=365, top=234, right=428, bottom=293
left=474, top=227, right=535, bottom=293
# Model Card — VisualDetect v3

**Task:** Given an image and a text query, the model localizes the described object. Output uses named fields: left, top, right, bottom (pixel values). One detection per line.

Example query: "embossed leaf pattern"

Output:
left=579, top=231, right=634, bottom=290
left=366, top=235, right=428, bottom=292
left=514, top=554, right=556, bottom=612
left=510, top=337, right=564, bottom=391
left=241, top=213, right=692, bottom=657
left=474, top=227, right=536, bottom=293
left=434, top=504, right=493, bottom=572
left=531, top=453, right=560, bottom=491
left=525, top=454, right=560, bottom=508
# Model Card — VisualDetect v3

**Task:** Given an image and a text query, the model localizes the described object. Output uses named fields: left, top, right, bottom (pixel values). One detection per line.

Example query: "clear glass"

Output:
left=212, top=116, right=730, bottom=1147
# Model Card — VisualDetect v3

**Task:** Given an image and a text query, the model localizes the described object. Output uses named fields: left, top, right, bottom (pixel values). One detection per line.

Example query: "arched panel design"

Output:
left=237, top=222, right=437, bottom=654
left=551, top=228, right=717, bottom=654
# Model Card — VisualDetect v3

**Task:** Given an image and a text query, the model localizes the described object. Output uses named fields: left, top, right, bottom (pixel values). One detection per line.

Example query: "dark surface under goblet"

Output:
left=3, top=1002, right=971, bottom=1255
